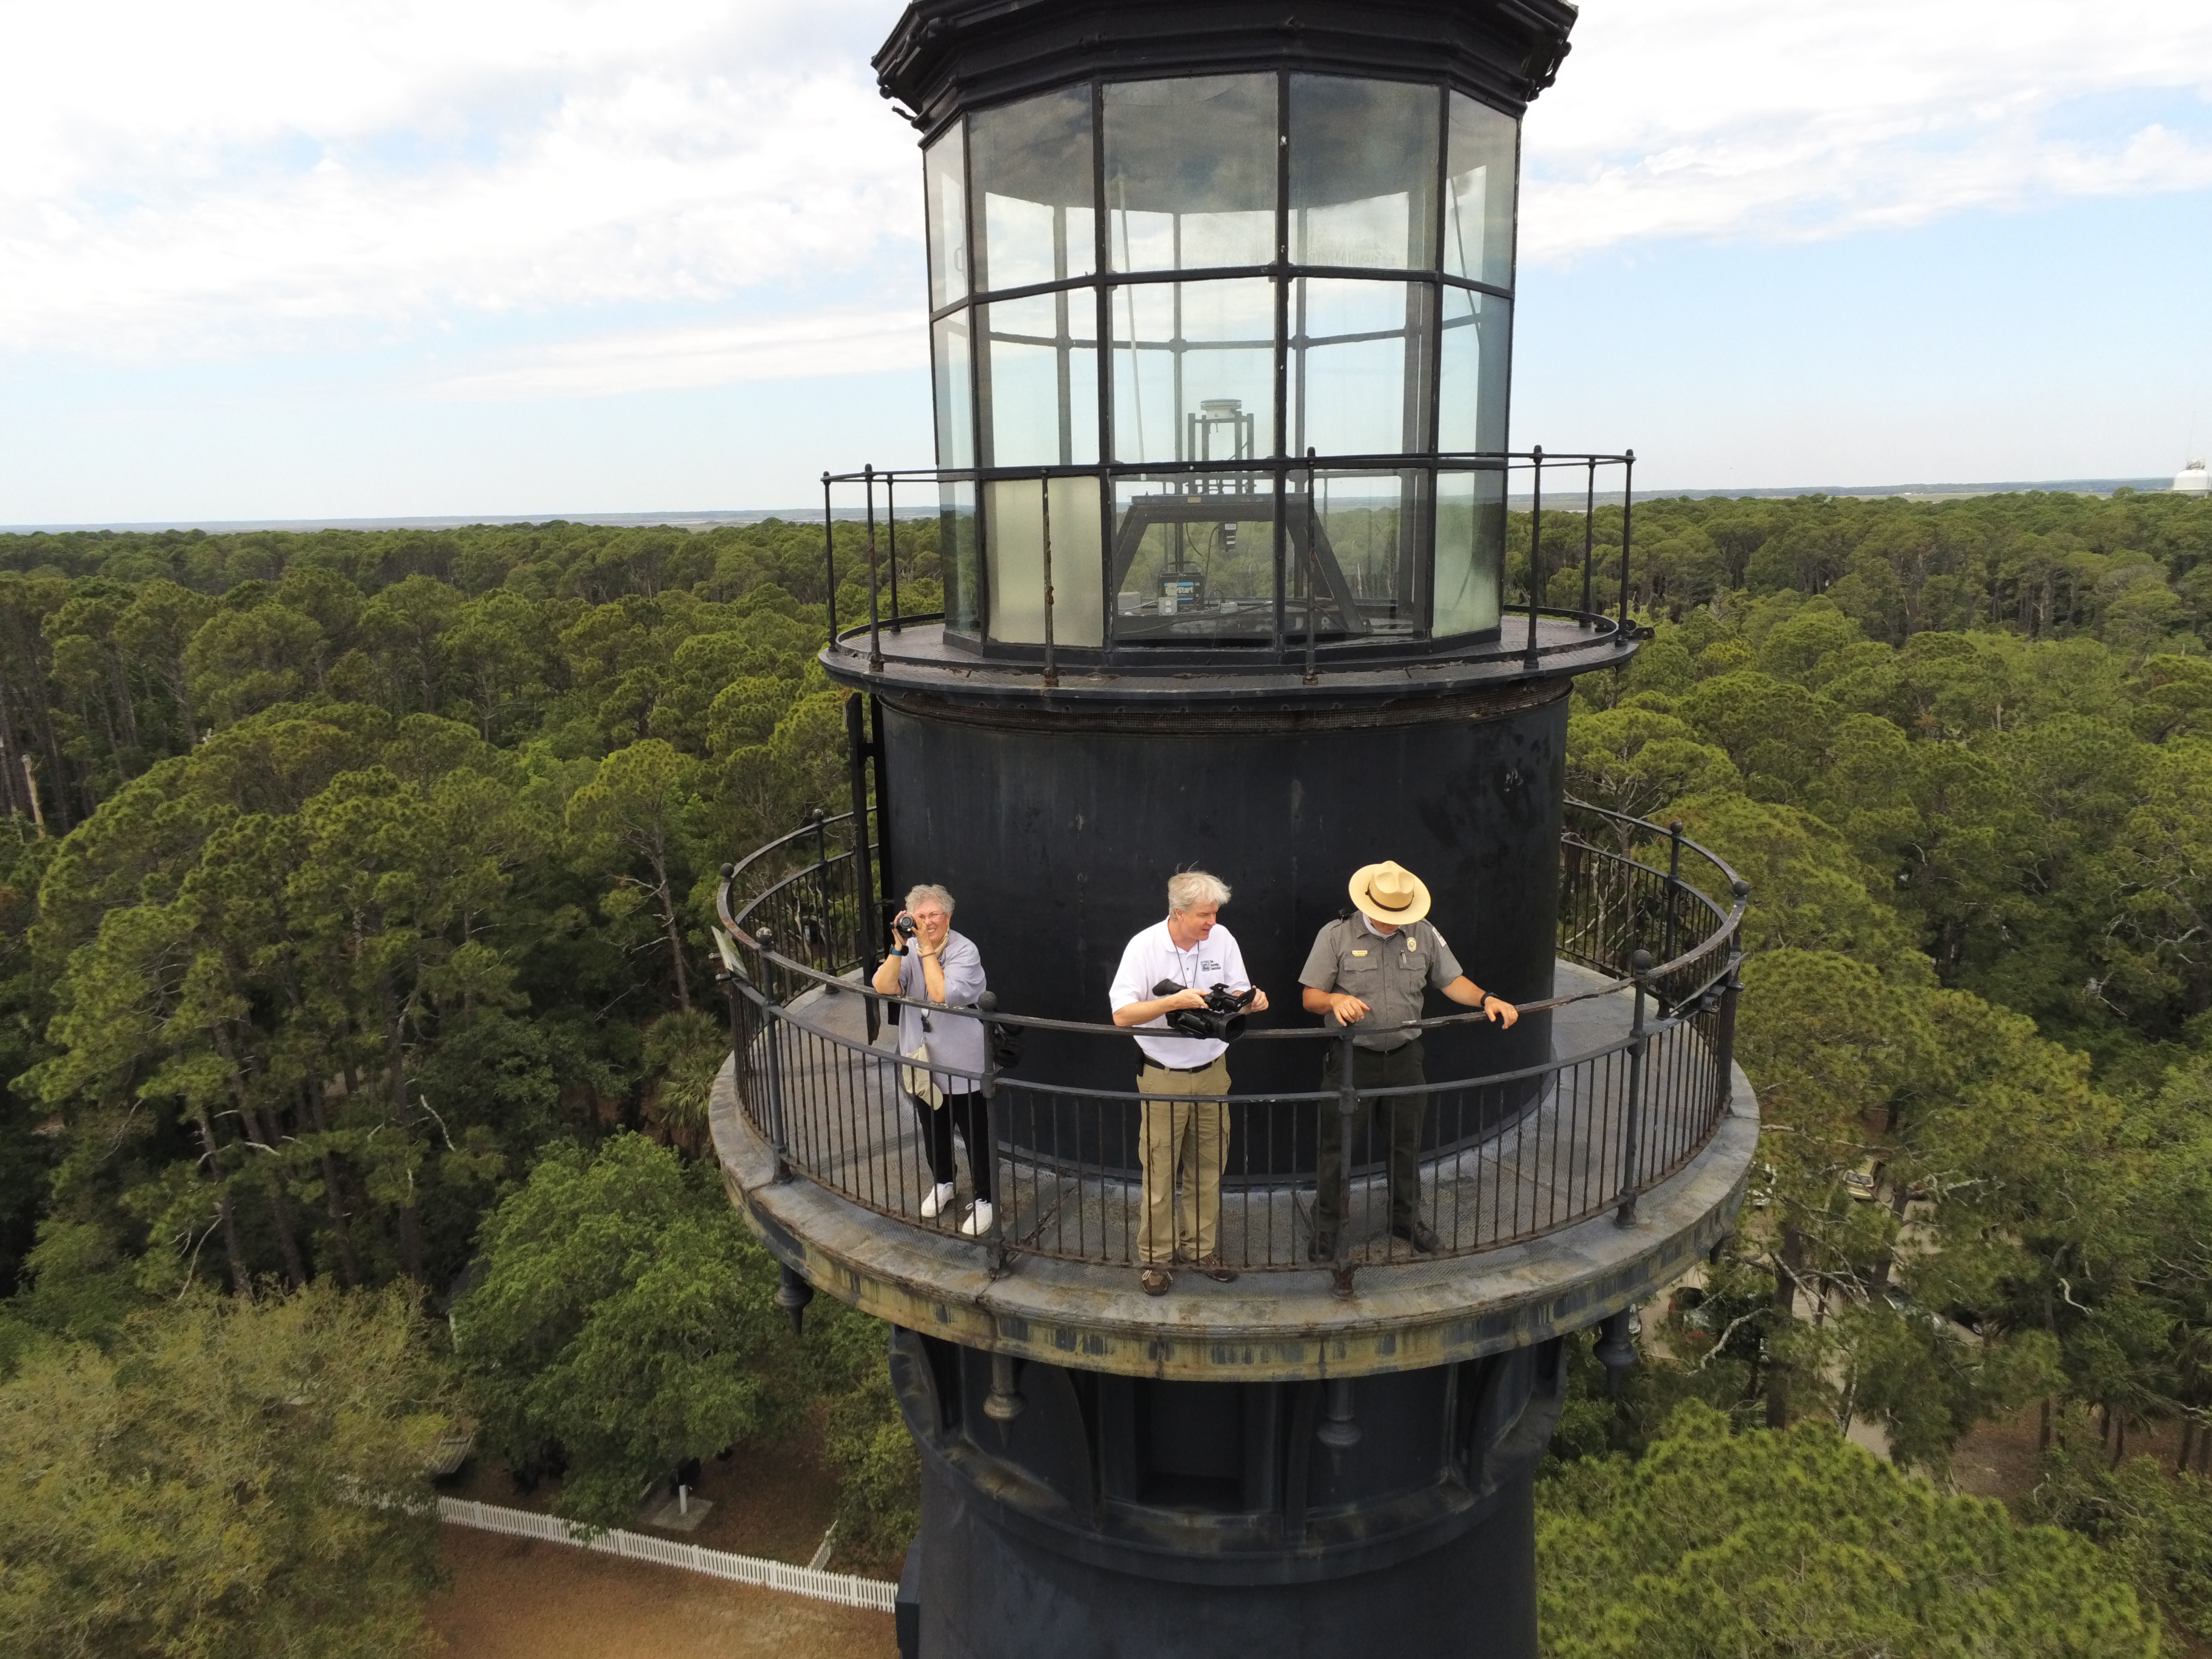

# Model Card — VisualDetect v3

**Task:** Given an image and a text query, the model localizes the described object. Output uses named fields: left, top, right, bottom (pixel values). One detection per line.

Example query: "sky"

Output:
left=0, top=0, right=2207, bottom=524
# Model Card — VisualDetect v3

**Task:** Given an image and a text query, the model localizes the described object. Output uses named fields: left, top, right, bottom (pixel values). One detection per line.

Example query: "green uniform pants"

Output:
left=1309, top=1039, right=1433, bottom=1247
left=1314, top=1040, right=1426, bottom=1241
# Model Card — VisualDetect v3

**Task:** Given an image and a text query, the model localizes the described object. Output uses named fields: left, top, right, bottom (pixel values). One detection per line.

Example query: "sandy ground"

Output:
left=429, top=1529, right=896, bottom=1659
left=428, top=1419, right=899, bottom=1659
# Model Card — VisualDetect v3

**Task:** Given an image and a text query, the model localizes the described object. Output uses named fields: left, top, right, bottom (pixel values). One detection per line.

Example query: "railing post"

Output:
left=885, top=470, right=902, bottom=632
left=717, top=860, right=745, bottom=1104
left=758, top=927, right=793, bottom=1183
left=1332, top=1029, right=1359, bottom=1299
left=980, top=995, right=1008, bottom=1278
left=864, top=463, right=885, bottom=673
left=1581, top=456, right=1597, bottom=621
left=1662, top=818, right=1685, bottom=979
left=1616, top=948, right=1651, bottom=1226
left=1040, top=473, right=1058, bottom=689
left=1617, top=450, right=1635, bottom=646
left=1716, top=880, right=1748, bottom=1100
left=821, top=473, right=839, bottom=647
left=1525, top=445, right=1544, bottom=669
left=843, top=696, right=879, bottom=1043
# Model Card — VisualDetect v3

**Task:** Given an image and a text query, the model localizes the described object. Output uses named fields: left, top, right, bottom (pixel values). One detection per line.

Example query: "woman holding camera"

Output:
left=871, top=883, right=994, bottom=1236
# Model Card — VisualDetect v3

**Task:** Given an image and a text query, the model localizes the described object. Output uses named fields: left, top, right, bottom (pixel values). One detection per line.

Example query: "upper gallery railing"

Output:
left=816, top=447, right=1640, bottom=685
left=713, top=803, right=1745, bottom=1296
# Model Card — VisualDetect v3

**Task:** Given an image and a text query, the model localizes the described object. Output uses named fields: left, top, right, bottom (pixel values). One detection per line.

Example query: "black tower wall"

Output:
left=878, top=682, right=1569, bottom=1100
left=893, top=1330, right=1563, bottom=1659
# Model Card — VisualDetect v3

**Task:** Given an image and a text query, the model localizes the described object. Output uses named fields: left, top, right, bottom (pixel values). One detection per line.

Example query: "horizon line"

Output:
left=0, top=476, right=2188, bottom=537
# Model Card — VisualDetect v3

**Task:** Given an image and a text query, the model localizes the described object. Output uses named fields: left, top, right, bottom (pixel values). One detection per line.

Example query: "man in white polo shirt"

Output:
left=1110, top=870, right=1271, bottom=1297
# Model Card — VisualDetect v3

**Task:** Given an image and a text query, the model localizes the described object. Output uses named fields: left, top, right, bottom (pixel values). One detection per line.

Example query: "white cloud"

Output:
left=428, top=309, right=927, bottom=399
left=2, top=0, right=2209, bottom=390
left=1522, top=0, right=2212, bottom=260
left=0, top=0, right=920, bottom=357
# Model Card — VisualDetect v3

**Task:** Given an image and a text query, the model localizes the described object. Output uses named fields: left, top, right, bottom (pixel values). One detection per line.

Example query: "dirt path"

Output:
left=429, top=1529, right=896, bottom=1659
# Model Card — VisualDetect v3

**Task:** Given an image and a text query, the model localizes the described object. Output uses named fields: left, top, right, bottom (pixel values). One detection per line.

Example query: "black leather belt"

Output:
left=1152, top=1059, right=1218, bottom=1074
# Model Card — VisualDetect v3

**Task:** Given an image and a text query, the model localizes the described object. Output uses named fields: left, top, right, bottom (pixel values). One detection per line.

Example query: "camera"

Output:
left=894, top=912, right=918, bottom=942
left=1152, top=979, right=1256, bottom=1042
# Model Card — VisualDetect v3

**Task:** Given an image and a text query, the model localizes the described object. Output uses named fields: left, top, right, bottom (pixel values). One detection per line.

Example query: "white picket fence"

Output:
left=438, top=1496, right=898, bottom=1613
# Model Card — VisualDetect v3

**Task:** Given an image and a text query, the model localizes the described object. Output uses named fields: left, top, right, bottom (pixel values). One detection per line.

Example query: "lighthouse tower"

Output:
left=711, top=4, right=1758, bottom=1655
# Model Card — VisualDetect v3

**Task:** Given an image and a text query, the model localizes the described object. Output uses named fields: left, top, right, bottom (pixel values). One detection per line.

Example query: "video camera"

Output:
left=1153, top=979, right=1256, bottom=1042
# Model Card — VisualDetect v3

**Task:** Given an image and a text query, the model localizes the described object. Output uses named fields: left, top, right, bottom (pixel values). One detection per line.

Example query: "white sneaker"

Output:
left=921, top=1182, right=955, bottom=1220
left=959, top=1200, right=994, bottom=1238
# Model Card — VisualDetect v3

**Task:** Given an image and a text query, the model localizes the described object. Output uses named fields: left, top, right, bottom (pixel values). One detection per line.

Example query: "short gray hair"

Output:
left=905, top=883, right=955, bottom=915
left=1166, top=870, right=1230, bottom=914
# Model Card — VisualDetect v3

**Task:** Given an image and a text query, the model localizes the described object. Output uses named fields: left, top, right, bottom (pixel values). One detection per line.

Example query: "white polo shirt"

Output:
left=1109, top=919, right=1254, bottom=1070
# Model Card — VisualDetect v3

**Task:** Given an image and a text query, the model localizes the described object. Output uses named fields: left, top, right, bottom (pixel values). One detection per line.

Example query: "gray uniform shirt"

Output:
left=894, top=929, right=987, bottom=1092
left=1298, top=915, right=1465, bottom=1052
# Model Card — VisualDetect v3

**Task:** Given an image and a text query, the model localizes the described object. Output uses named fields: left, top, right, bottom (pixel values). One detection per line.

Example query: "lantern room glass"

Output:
left=925, top=71, right=1521, bottom=650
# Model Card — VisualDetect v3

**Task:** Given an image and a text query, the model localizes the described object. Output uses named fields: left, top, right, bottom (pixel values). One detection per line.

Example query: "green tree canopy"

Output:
left=0, top=1282, right=449, bottom=1659
left=1537, top=1403, right=2158, bottom=1659
left=452, top=1133, right=787, bottom=1526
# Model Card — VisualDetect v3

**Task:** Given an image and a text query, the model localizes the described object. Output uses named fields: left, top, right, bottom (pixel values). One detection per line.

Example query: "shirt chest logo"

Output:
left=1199, top=958, right=1221, bottom=974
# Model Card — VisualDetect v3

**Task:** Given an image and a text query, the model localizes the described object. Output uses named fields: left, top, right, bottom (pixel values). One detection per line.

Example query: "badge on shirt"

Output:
left=1407, top=937, right=1419, bottom=952
left=1351, top=949, right=1368, bottom=958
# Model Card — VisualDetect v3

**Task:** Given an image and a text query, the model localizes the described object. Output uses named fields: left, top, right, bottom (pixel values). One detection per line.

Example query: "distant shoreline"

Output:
left=0, top=477, right=2182, bottom=535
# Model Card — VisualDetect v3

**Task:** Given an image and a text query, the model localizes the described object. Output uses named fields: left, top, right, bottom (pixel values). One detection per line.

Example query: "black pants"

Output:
left=913, top=1089, right=994, bottom=1203
left=1314, top=1041, right=1426, bottom=1238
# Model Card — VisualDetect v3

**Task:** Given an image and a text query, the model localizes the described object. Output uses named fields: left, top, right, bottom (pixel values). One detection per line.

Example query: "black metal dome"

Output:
left=876, top=0, right=1578, bottom=138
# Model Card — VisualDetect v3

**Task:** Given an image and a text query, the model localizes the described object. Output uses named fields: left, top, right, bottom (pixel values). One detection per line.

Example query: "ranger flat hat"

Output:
left=1348, top=860, right=1431, bottom=926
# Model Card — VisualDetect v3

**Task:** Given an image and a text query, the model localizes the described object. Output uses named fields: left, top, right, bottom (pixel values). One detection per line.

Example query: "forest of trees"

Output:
left=1, top=485, right=2209, bottom=1652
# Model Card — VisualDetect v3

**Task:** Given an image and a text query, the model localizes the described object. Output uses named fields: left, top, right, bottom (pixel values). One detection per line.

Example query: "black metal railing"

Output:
left=713, top=802, right=1743, bottom=1293
left=819, top=447, right=1638, bottom=681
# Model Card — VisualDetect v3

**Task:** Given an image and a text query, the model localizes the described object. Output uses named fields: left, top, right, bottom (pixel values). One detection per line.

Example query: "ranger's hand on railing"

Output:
left=1304, top=987, right=1371, bottom=1024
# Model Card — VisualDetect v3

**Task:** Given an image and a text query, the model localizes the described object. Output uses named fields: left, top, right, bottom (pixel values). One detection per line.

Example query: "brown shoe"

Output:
left=1139, top=1267, right=1172, bottom=1297
left=1198, top=1253, right=1238, bottom=1283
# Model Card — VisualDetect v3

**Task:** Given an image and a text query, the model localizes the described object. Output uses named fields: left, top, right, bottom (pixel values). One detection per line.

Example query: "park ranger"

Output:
left=1300, top=860, right=1518, bottom=1257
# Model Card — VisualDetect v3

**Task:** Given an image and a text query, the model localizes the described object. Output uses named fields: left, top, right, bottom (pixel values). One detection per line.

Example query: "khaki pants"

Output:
left=1136, top=1057, right=1230, bottom=1265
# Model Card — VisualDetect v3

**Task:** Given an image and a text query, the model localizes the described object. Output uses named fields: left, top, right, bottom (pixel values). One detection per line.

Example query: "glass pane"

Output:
left=1110, top=277, right=1277, bottom=464
left=1288, top=75, right=1439, bottom=271
left=932, top=310, right=975, bottom=469
left=1434, top=469, right=1504, bottom=637
left=1289, top=279, right=1434, bottom=459
left=1103, top=75, right=1277, bottom=272
left=1437, top=289, right=1509, bottom=454
left=979, top=292, right=1099, bottom=467
left=986, top=476, right=1104, bottom=647
left=925, top=125, right=970, bottom=311
left=971, top=88, right=1095, bottom=292
left=1444, top=94, right=1516, bottom=289
left=1297, top=469, right=1425, bottom=637
left=1111, top=475, right=1279, bottom=642
left=939, top=481, right=980, bottom=637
